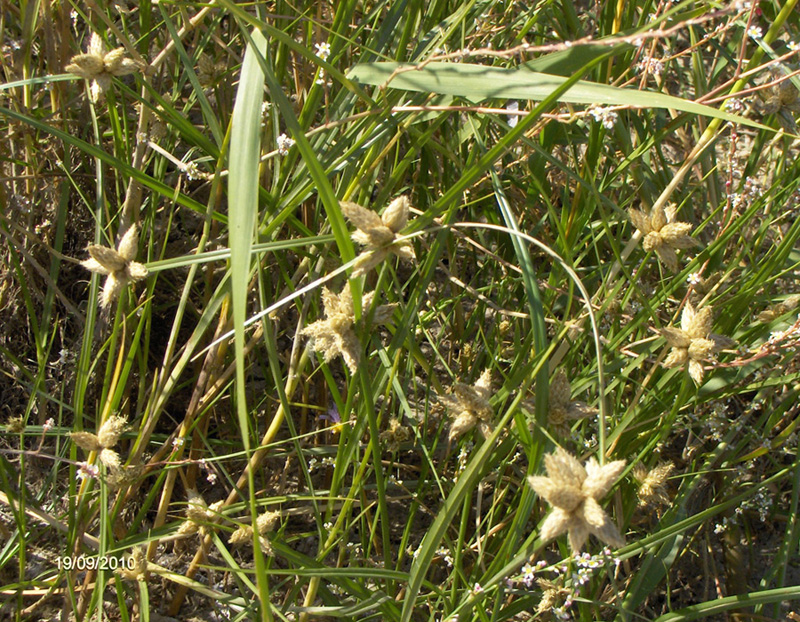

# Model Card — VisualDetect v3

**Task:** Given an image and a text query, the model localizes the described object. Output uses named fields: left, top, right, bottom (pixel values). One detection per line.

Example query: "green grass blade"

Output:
left=349, top=62, right=771, bottom=131
left=229, top=27, right=269, bottom=620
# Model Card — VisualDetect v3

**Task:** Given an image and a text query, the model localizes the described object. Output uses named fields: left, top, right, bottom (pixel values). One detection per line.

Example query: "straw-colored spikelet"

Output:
left=545, top=370, right=598, bottom=436
left=661, top=303, right=734, bottom=384
left=380, top=417, right=411, bottom=452
left=178, top=490, right=225, bottom=537
left=633, top=462, right=674, bottom=508
left=229, top=510, right=281, bottom=555
left=117, top=547, right=148, bottom=581
left=301, top=286, right=395, bottom=374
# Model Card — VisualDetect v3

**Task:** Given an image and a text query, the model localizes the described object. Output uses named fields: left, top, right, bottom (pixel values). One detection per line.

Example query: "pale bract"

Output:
left=528, top=448, right=626, bottom=552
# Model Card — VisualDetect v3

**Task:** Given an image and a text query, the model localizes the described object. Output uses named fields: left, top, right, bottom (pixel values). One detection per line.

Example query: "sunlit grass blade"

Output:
left=349, top=62, right=771, bottom=131
left=228, top=26, right=269, bottom=620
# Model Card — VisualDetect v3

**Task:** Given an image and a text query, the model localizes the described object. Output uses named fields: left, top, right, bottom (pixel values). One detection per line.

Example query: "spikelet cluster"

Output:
left=229, top=510, right=281, bottom=555
left=758, top=294, right=800, bottom=322
left=301, top=286, right=395, bottom=374
left=629, top=203, right=698, bottom=272
left=70, top=414, right=128, bottom=469
left=117, top=547, right=148, bottom=582
left=633, top=462, right=674, bottom=508
left=65, top=33, right=139, bottom=102
left=528, top=448, right=626, bottom=552
left=545, top=370, right=598, bottom=436
left=178, top=490, right=225, bottom=537
left=81, top=225, right=148, bottom=309
left=341, top=196, right=415, bottom=276
left=661, top=303, right=734, bottom=384
left=380, top=417, right=411, bottom=452
left=438, top=369, right=494, bottom=442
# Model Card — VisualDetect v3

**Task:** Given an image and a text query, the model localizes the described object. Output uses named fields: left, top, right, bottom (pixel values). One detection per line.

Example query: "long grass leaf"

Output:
left=349, top=62, right=771, bottom=131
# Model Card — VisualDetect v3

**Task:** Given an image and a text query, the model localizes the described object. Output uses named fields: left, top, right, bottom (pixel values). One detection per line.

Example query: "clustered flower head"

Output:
left=758, top=293, right=800, bottom=322
left=438, top=369, right=494, bottom=442
left=70, top=414, right=128, bottom=469
left=536, top=578, right=573, bottom=616
left=340, top=195, right=416, bottom=276
left=117, top=547, right=148, bottom=582
left=65, top=32, right=139, bottom=102
left=301, top=286, right=396, bottom=374
left=380, top=417, right=411, bottom=452
left=196, top=54, right=227, bottom=88
left=633, top=461, right=674, bottom=508
left=661, top=302, right=733, bottom=384
left=314, top=41, right=331, bottom=61
left=587, top=105, right=618, bottom=130
left=276, top=133, right=295, bottom=155
left=229, top=510, right=281, bottom=555
left=528, top=448, right=626, bottom=552
left=545, top=369, right=598, bottom=436
left=629, top=203, right=698, bottom=272
left=178, top=490, right=225, bottom=537
left=81, top=225, right=148, bottom=309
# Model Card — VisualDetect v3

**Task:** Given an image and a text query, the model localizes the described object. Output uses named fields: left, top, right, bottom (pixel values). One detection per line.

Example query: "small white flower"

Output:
left=724, top=98, right=744, bottom=113
left=588, top=106, right=617, bottom=130
left=277, top=133, right=295, bottom=156
left=43, top=418, right=55, bottom=432
left=507, top=100, right=519, bottom=127
left=77, top=462, right=100, bottom=480
left=788, top=41, right=800, bottom=52
left=637, top=57, right=664, bottom=76
left=314, top=42, right=331, bottom=61
left=182, top=161, right=202, bottom=181
left=687, top=272, right=702, bottom=286
left=521, top=562, right=536, bottom=586
left=747, top=26, right=763, bottom=40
